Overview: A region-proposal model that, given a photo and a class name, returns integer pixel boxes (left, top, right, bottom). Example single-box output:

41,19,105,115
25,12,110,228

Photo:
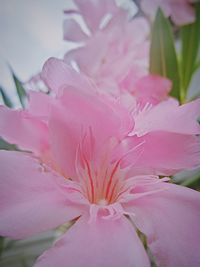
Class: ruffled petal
125,182,200,267
134,99,200,136
34,215,150,267
120,132,200,176
0,151,83,239
133,75,171,106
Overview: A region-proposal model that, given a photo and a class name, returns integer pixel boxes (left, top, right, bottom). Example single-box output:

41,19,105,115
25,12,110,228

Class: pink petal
0,106,49,154
28,91,53,120
63,19,89,42
126,18,150,44
141,0,195,26
125,183,200,267
41,57,93,93
134,99,200,136
34,215,150,267
0,151,83,239
64,34,108,76
171,1,195,25
74,0,117,33
48,86,131,178
133,75,171,106
121,132,200,176
141,0,171,18
119,65,148,93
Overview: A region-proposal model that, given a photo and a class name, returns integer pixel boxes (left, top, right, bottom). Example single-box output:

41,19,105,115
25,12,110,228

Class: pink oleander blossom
0,58,200,267
141,0,197,26
63,0,149,94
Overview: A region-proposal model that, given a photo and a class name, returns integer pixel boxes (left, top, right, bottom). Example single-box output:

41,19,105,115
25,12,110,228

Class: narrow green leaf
0,138,17,151
0,87,13,108
150,8,180,101
180,3,200,95
12,71,27,108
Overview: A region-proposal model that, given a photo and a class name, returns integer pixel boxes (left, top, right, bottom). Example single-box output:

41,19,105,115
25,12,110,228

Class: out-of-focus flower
0,58,200,267
26,72,49,93
141,0,197,26
63,0,149,94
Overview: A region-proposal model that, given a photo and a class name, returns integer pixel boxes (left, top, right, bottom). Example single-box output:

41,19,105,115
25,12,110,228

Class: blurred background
0,0,75,106
0,0,137,106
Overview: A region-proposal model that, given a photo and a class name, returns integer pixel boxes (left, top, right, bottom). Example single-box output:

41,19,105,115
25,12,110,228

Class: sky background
0,0,76,105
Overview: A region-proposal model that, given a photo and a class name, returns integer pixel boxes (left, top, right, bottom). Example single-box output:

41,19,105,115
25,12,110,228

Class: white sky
0,0,76,105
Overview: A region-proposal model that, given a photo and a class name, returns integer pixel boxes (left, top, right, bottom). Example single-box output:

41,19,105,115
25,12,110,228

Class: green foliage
0,235,54,267
0,138,17,151
180,3,200,99
0,87,13,108
12,71,27,108
150,8,180,101
181,173,200,190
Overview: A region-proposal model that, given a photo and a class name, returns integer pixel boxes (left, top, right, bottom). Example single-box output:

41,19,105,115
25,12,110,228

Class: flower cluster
0,1,200,267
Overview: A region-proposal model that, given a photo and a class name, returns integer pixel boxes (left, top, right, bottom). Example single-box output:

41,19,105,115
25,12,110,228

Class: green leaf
180,3,200,97
0,87,13,108
0,138,17,151
150,8,180,101
11,71,27,108
181,172,200,189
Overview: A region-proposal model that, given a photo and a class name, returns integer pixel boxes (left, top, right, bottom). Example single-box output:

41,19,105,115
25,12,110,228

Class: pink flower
63,0,149,94
26,72,48,93
0,58,200,267
141,0,197,26
115,73,200,176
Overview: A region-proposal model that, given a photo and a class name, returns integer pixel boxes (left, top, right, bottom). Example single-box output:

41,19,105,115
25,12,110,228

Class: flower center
79,157,124,205
97,199,108,206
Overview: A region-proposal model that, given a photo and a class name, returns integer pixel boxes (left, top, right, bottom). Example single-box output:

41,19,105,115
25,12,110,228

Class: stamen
108,179,119,203
83,157,95,203
105,160,121,200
